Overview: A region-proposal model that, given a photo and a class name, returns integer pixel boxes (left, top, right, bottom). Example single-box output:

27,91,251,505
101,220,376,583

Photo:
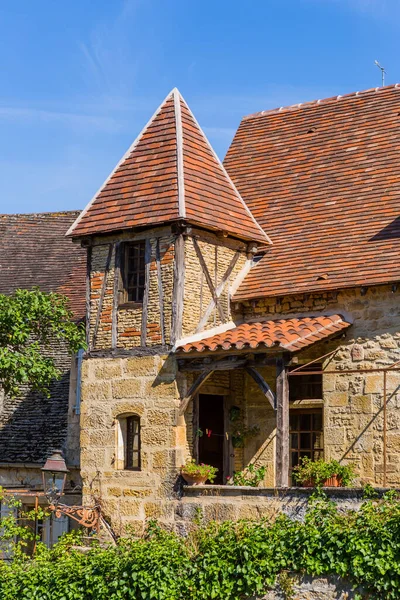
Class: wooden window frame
289,408,324,474
125,415,141,471
119,241,146,308
289,363,323,401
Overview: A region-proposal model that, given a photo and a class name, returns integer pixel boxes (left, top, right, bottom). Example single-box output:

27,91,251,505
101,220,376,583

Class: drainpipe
73,349,84,415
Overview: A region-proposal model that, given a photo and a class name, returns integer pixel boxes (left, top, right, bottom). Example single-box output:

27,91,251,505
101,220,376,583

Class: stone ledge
183,485,393,499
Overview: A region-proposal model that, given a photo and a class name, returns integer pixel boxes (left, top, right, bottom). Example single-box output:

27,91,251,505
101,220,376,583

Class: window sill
118,302,143,310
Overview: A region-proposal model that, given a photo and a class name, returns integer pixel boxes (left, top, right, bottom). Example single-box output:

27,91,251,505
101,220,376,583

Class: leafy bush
228,463,266,487
292,457,356,487
4,492,400,598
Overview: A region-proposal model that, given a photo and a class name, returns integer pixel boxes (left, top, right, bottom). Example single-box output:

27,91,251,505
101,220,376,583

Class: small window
290,408,324,473
289,364,323,401
116,414,141,471
121,242,146,304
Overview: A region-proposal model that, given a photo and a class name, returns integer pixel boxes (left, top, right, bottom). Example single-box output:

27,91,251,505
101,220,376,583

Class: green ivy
4,493,400,598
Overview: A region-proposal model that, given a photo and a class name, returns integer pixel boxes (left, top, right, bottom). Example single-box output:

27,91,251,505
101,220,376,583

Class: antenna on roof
374,60,386,86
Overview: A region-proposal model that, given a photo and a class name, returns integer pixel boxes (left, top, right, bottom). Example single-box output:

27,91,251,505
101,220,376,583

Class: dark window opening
289,363,323,401
290,409,324,473
125,415,141,470
122,241,146,304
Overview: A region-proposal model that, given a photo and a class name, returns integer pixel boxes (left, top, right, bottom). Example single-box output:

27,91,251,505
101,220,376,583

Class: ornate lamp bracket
49,503,101,532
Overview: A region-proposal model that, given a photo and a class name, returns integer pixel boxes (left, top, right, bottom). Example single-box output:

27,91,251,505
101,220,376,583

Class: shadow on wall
0,371,71,466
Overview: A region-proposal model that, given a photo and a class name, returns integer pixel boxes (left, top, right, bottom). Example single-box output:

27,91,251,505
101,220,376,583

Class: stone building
0,212,86,545
64,84,400,534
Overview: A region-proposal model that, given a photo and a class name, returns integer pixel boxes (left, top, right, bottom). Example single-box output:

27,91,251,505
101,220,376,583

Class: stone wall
235,284,400,486
80,353,188,535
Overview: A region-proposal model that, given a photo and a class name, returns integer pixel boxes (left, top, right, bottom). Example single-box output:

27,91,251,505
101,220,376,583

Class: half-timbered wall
182,234,247,336
89,233,175,350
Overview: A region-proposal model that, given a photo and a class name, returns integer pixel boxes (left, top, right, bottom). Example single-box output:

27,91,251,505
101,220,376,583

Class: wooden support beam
179,370,215,415
196,250,241,333
275,355,290,488
111,242,121,350
177,353,275,372
85,246,92,350
156,238,165,346
192,237,225,322
140,239,152,347
245,366,275,409
92,243,113,349
171,234,185,345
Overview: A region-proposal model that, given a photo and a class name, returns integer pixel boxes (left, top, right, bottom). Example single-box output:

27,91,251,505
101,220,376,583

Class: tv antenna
375,60,386,86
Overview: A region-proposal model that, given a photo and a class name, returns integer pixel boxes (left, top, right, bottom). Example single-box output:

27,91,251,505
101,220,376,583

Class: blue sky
0,0,399,214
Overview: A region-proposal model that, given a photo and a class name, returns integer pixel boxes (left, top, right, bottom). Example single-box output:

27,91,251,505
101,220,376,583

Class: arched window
116,414,141,471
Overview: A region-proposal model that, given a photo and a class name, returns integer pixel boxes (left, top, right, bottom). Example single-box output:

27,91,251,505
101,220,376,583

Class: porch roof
176,314,351,354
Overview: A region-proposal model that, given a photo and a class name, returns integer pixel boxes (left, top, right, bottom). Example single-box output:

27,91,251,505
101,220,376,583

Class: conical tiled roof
67,89,269,244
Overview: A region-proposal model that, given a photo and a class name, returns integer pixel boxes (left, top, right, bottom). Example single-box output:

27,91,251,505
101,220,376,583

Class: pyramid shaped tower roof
67,89,270,244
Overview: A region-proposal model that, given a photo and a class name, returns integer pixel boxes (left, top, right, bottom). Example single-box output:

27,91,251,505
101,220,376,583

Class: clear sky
0,0,399,214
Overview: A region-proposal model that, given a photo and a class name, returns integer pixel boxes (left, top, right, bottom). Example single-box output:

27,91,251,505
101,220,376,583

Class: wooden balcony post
275,354,290,487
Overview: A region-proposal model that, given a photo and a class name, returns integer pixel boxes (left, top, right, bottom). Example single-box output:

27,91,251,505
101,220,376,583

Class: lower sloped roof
176,315,351,353
0,211,86,319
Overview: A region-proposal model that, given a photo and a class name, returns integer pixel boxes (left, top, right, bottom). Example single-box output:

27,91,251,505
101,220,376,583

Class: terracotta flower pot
323,474,342,487
181,472,209,486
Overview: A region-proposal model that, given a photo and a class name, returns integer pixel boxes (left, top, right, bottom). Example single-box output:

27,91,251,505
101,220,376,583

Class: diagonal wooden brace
245,366,276,409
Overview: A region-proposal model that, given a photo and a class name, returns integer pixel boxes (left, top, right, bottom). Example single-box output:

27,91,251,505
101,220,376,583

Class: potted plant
292,457,355,488
180,459,218,485
227,463,266,487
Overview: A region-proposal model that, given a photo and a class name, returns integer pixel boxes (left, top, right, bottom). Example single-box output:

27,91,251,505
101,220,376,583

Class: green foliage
181,459,218,483
231,425,260,448
228,463,266,487
362,483,379,500
5,494,400,598
0,288,85,396
292,457,356,487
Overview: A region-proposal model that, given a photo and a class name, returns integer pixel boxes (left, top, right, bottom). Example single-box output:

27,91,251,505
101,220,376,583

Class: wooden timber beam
92,243,113,349
156,238,165,346
179,370,215,415
171,234,185,345
177,354,275,372
140,238,152,347
111,242,121,350
275,354,290,488
192,238,225,322
196,250,241,332
245,366,275,409
85,246,92,350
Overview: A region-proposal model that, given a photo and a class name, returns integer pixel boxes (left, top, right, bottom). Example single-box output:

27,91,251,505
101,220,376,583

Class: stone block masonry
80,353,188,535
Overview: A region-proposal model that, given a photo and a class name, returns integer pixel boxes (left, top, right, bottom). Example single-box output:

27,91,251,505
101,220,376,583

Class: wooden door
198,394,225,484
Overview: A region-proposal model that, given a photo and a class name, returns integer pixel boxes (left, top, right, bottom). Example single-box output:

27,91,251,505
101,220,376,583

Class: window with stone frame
289,408,324,473
120,241,146,304
115,414,141,471
289,363,323,401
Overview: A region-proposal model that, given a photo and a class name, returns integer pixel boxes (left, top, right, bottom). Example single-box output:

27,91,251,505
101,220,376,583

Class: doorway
198,394,225,484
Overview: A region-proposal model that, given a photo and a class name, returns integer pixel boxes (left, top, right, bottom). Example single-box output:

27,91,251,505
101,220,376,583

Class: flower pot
181,472,209,486
302,478,315,488
323,474,342,487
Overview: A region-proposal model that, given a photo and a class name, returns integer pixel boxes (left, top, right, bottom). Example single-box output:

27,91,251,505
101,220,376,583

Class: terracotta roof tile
68,89,269,244
176,315,351,353
224,85,400,299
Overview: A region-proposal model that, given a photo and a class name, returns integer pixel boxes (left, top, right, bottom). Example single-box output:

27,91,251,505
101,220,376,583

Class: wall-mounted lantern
42,450,100,532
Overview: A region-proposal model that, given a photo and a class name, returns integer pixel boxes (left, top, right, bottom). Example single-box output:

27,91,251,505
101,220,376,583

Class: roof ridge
242,83,400,121
173,88,186,218
0,210,82,218
66,88,177,237
176,90,272,244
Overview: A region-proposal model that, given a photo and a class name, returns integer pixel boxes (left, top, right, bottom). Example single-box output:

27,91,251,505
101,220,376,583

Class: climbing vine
2,491,400,598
